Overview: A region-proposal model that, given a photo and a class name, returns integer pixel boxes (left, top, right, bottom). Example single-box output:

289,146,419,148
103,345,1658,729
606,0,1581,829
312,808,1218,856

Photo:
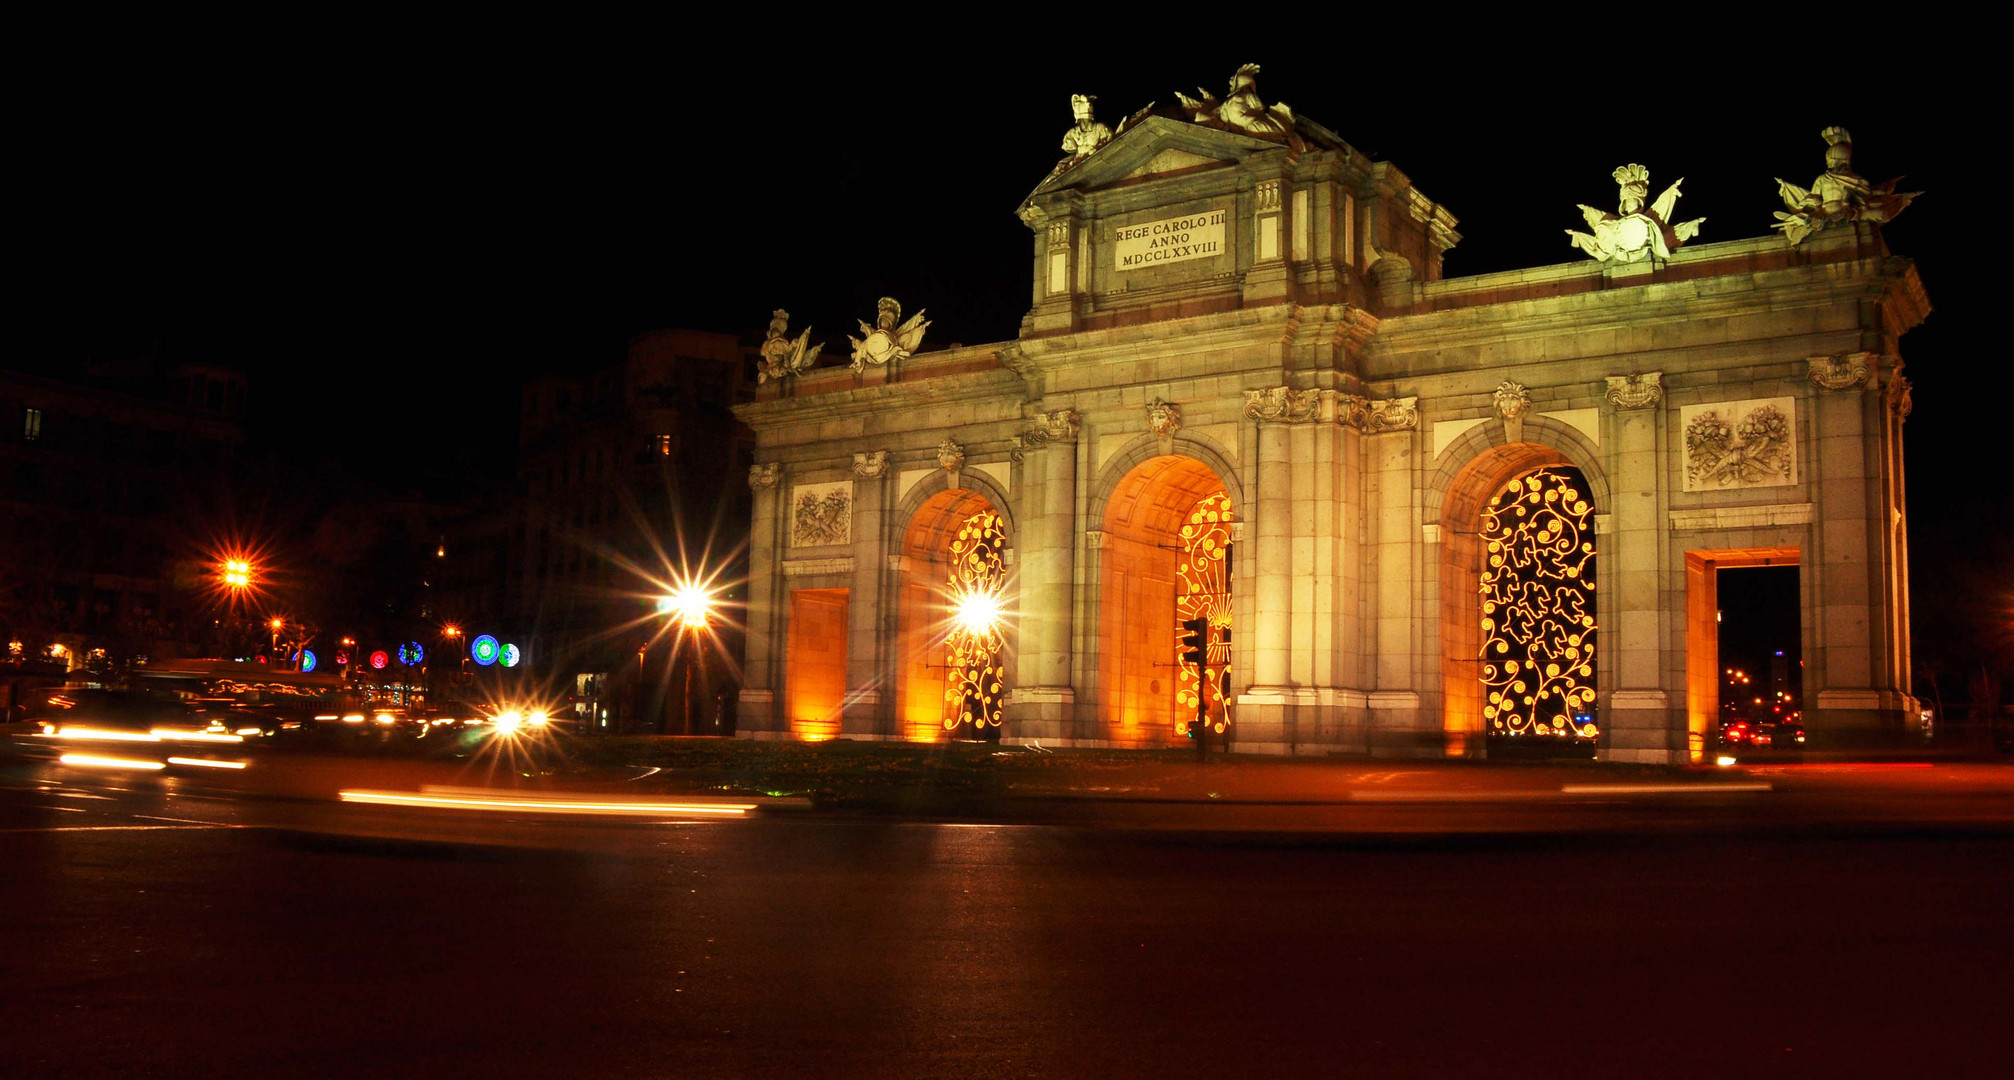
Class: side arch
1429,417,1610,757
892,467,1017,542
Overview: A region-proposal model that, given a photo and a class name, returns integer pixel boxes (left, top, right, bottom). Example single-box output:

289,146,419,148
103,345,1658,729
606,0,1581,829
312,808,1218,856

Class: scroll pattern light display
1175,492,1233,735
1481,469,1597,739
943,510,1007,734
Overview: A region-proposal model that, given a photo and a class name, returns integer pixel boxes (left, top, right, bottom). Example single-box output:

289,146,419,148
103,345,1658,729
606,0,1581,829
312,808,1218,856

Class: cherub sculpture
1567,164,1704,264
1773,127,1918,247
1175,64,1295,141
757,309,823,384
848,297,930,371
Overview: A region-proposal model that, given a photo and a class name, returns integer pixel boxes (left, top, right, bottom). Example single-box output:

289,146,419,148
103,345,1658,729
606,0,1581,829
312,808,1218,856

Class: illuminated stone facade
732,85,1927,763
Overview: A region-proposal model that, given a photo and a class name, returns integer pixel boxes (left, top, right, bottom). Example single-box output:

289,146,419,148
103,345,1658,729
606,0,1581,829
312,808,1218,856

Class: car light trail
1560,782,1772,794
38,728,161,743
337,790,756,816
166,757,250,770
153,730,245,743
59,753,167,771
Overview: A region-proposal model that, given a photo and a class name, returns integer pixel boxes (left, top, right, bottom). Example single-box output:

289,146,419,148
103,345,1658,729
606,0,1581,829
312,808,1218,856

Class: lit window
657,434,672,457
24,408,41,441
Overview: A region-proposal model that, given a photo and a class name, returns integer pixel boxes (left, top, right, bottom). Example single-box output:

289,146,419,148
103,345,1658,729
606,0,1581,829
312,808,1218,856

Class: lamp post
269,617,286,665
656,584,717,736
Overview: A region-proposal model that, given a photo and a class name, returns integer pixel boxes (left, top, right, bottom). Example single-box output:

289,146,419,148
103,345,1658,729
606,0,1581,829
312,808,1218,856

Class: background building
510,328,756,733
0,360,248,703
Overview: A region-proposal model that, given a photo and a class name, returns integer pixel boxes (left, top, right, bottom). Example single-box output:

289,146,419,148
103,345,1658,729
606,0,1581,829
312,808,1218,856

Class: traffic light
1179,617,1208,667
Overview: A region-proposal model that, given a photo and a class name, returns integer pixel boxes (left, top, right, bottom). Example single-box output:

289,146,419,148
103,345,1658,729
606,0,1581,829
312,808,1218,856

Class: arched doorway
1440,444,1600,758
896,488,1009,742
1098,455,1233,744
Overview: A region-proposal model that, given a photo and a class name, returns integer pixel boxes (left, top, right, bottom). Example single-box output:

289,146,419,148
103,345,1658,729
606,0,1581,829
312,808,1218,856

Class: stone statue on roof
1175,64,1295,141
848,297,930,371
757,309,823,383
1566,164,1704,264
1773,127,1919,247
1060,94,1113,161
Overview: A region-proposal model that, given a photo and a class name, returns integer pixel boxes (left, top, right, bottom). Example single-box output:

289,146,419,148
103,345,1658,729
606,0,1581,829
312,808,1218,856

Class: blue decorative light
500,643,521,668
398,641,425,666
299,649,318,674
471,635,499,666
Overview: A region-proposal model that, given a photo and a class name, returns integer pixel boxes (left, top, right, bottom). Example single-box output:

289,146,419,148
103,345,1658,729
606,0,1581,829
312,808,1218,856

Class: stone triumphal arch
734,72,1927,761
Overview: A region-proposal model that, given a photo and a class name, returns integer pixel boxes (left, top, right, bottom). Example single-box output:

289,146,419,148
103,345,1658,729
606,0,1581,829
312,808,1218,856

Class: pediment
1022,116,1278,207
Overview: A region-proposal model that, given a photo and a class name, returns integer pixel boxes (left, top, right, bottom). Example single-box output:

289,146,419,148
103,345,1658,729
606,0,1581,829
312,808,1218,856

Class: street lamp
654,581,719,735
269,617,286,661
221,559,253,591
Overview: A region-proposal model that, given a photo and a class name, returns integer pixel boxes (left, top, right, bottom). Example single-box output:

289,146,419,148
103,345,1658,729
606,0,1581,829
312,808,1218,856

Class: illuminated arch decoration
1480,468,1598,740
368,650,389,671
942,509,1008,735
500,643,521,668
299,649,317,674
1175,492,1234,736
398,641,425,666
471,635,500,666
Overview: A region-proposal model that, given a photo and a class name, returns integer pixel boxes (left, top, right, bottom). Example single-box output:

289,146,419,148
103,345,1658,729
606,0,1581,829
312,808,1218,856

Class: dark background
13,23,1998,678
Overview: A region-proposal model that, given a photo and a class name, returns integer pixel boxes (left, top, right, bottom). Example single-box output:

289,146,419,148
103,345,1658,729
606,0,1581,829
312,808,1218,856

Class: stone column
1806,355,1916,739
1357,397,1425,750
740,462,784,734
843,464,888,736
1237,387,1319,752
1599,373,1675,763
1006,410,1080,741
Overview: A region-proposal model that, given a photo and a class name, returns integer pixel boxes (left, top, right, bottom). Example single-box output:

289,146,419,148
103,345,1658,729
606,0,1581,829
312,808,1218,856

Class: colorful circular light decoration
299,649,318,674
335,651,350,667
500,643,521,668
369,650,389,670
471,635,499,666
398,641,425,666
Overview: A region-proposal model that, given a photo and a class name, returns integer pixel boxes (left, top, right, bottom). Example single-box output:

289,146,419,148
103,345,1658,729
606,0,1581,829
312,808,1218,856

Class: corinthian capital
1243,385,1320,423
1807,353,1872,391
851,450,890,478
1603,371,1663,410
748,462,781,490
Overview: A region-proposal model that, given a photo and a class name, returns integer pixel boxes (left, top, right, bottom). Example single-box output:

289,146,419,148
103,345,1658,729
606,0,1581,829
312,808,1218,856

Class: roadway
2,753,2010,1078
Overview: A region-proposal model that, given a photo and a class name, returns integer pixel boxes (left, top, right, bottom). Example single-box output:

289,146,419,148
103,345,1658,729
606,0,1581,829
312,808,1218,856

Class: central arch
1438,438,1603,758
1096,454,1234,745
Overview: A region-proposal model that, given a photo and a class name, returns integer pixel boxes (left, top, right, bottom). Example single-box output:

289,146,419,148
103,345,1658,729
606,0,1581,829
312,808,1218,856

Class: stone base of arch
1001,686,1074,741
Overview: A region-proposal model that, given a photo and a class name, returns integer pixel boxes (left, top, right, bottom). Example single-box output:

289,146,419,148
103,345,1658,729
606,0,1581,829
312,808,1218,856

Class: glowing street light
951,585,1004,638
221,559,254,590
656,584,716,631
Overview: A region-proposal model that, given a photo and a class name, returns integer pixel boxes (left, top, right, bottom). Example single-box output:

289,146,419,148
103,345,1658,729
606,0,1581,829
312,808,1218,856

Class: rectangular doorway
1685,548,1800,762
787,588,849,741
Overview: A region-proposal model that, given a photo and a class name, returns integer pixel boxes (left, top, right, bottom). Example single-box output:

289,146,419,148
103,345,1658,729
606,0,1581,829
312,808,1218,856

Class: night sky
16,27,1998,667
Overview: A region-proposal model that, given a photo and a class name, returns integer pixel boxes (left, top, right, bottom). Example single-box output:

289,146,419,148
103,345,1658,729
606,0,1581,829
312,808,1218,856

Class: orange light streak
167,757,250,770
59,753,167,770
337,790,755,816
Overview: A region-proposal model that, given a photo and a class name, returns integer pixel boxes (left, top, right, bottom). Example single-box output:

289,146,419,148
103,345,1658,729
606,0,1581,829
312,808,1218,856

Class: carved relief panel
1678,397,1798,492
789,481,854,547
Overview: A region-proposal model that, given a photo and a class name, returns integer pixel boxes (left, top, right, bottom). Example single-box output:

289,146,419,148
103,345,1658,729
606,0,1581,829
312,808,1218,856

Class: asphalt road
3,759,2010,1079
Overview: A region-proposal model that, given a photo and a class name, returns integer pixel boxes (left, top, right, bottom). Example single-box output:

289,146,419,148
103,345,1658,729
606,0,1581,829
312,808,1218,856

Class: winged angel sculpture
1773,127,1917,246
1567,164,1704,264
848,297,930,371
757,309,823,384
1174,63,1295,142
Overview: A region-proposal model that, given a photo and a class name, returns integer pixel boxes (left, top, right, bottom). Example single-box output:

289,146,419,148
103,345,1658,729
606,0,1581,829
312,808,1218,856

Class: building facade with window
731,76,1926,762
509,328,756,733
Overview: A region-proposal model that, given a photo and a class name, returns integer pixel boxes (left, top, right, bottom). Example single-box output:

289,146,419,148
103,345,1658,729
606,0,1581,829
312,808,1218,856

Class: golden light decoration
942,510,1008,733
1175,492,1234,736
1479,468,1598,739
